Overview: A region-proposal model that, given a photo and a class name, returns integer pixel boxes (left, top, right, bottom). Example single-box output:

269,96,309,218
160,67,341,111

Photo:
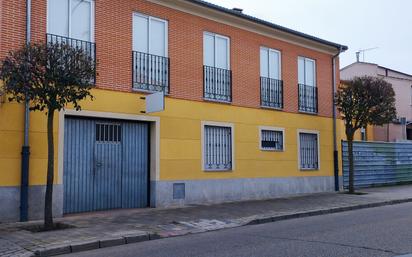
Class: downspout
332,46,343,191
20,0,31,222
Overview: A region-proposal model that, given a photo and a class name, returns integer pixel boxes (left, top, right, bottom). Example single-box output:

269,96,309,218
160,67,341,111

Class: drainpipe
332,47,343,191
20,0,31,222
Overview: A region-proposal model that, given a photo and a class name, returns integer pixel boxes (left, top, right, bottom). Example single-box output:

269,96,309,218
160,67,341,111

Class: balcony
260,77,283,109
46,33,96,62
203,65,232,102
298,83,318,113
132,51,169,93
46,33,96,83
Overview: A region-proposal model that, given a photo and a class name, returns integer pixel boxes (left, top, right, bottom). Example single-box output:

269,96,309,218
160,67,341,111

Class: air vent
173,183,185,200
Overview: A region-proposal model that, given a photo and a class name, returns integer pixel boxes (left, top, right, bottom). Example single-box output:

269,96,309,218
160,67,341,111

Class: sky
207,0,412,74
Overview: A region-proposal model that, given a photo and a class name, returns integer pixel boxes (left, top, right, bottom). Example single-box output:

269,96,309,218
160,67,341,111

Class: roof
187,0,348,51
377,64,412,78
341,62,412,79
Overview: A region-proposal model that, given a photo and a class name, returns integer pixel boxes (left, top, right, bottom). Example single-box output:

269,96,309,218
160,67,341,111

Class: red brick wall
0,1,26,59
0,1,46,61
1,0,338,118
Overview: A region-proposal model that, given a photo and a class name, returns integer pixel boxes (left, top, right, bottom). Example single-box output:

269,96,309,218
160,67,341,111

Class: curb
34,232,158,257
34,198,412,256
246,198,412,225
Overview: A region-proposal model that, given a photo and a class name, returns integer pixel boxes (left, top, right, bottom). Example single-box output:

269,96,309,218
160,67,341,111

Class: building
341,62,412,142
0,0,347,222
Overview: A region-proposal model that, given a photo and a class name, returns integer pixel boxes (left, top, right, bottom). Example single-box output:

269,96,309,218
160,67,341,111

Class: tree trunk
44,110,55,230
347,133,355,194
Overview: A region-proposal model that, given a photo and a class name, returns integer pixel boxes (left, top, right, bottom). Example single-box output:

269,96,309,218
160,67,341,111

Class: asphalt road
63,202,412,257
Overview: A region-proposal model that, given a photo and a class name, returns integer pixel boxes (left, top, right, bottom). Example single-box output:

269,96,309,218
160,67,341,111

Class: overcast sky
207,0,412,74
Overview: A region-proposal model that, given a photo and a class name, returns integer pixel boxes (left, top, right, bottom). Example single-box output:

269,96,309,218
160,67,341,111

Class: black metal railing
46,33,96,62
46,33,96,84
260,77,283,109
298,83,318,113
203,65,232,102
132,51,169,93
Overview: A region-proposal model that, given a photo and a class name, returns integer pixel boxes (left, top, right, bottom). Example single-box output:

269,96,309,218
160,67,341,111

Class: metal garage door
63,117,149,214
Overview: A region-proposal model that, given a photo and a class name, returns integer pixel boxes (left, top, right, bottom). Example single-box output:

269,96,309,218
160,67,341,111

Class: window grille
299,132,319,169
96,123,122,143
261,130,283,150
204,125,232,170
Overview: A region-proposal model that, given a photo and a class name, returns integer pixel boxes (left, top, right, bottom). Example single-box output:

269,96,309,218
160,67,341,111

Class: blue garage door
63,117,149,214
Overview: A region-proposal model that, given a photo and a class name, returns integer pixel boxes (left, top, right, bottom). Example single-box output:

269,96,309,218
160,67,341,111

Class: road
63,202,412,257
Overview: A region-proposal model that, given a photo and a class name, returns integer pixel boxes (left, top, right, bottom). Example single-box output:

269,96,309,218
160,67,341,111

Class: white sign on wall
144,91,165,113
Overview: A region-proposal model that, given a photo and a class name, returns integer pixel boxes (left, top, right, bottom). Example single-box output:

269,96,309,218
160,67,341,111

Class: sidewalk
1,185,412,257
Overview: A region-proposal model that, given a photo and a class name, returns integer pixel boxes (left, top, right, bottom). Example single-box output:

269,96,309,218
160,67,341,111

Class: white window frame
410,85,412,105
298,56,316,86
203,32,230,69
297,129,320,171
259,126,285,152
132,12,168,57
360,127,367,141
201,121,235,171
46,0,95,42
260,47,281,80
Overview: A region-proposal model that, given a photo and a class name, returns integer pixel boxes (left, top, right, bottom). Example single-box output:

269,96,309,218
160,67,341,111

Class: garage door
63,117,149,214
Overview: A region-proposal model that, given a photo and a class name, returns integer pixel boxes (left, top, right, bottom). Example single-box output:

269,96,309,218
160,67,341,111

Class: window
298,57,317,113
260,47,281,80
298,57,316,86
259,127,284,151
360,127,367,141
47,0,95,42
298,131,319,170
260,47,283,108
96,123,122,143
203,32,231,102
410,86,412,105
132,13,169,93
203,32,230,69
203,123,233,171
133,13,168,57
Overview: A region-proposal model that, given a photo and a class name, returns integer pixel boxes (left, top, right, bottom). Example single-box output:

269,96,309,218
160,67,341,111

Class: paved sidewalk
1,185,412,257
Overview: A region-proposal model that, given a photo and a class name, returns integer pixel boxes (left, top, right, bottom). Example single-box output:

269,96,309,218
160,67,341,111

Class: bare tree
336,76,396,193
0,42,96,230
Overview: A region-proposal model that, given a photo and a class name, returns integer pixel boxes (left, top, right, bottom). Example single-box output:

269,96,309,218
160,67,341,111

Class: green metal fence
342,141,412,188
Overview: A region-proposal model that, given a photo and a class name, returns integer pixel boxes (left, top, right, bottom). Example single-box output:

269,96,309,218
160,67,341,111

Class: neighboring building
0,0,347,221
341,62,412,142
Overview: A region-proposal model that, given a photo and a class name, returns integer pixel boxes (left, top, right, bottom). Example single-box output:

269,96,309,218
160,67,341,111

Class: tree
0,42,96,230
335,76,396,193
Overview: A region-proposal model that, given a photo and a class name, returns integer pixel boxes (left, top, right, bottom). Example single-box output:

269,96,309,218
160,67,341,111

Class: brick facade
1,0,340,118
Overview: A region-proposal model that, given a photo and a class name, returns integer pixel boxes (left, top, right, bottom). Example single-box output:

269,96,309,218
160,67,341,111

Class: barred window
260,129,283,151
299,132,319,170
96,123,122,143
204,125,232,171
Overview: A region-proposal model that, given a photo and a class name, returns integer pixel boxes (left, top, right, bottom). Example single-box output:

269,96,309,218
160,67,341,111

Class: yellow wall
0,99,60,186
338,119,374,141
0,88,338,186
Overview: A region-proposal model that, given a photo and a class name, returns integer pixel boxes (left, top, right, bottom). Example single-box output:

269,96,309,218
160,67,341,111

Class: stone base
0,177,339,221
153,176,336,208
0,185,63,222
